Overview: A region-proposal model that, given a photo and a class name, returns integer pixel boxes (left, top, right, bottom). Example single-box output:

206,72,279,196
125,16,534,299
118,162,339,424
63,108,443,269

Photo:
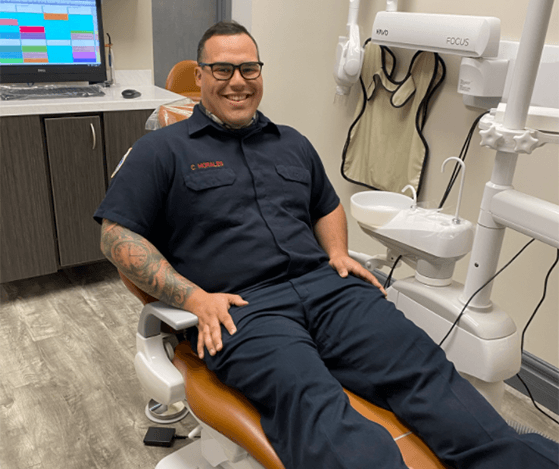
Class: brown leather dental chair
165,60,201,102
120,270,445,469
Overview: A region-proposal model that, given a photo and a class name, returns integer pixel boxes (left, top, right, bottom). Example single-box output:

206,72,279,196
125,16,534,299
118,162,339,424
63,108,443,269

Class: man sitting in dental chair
95,20,558,469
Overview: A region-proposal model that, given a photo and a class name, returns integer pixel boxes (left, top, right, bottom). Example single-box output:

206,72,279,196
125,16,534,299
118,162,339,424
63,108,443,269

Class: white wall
106,0,559,367
101,0,154,76
232,0,252,32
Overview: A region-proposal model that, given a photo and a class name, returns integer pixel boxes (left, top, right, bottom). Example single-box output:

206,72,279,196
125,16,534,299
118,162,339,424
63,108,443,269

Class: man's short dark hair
197,21,260,62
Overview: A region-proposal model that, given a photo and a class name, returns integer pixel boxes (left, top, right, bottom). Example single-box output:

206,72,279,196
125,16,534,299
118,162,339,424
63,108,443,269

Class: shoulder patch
111,147,132,178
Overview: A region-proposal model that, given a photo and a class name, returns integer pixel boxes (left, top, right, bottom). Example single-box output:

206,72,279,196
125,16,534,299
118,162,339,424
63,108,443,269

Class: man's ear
195,66,203,87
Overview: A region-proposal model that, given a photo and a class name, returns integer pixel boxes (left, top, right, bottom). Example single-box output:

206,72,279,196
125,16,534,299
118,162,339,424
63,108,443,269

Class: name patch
191,161,224,171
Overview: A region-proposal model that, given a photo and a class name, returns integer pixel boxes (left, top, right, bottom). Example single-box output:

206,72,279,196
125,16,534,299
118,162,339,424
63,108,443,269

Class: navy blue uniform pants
191,264,558,468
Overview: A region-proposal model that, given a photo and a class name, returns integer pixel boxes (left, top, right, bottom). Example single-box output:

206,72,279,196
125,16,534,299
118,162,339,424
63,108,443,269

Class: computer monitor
0,0,107,84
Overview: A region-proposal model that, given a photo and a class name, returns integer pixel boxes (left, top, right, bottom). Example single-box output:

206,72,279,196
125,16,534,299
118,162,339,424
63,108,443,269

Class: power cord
438,110,489,210
425,106,558,424
438,238,535,348
516,248,559,426
515,374,559,426
436,239,559,426
384,255,403,289
520,248,559,353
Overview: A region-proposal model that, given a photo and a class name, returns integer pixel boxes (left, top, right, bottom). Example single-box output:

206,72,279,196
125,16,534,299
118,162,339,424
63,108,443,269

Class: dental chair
120,271,445,469
165,60,201,102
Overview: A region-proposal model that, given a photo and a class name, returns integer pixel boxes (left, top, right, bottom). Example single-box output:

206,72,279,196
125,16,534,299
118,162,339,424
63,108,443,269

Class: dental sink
350,191,414,228
350,191,475,286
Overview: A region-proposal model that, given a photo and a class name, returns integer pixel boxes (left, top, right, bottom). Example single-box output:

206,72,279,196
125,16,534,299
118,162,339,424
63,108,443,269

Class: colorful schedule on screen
0,1,102,65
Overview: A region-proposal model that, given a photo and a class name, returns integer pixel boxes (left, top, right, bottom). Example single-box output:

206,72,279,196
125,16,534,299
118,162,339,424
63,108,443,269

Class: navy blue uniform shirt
94,105,340,294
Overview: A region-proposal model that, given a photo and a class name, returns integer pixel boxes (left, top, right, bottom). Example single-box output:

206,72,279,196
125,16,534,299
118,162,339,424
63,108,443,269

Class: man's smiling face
195,33,263,127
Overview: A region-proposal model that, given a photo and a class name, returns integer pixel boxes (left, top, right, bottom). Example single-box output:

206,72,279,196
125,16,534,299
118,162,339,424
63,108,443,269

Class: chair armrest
135,301,199,405
138,301,199,338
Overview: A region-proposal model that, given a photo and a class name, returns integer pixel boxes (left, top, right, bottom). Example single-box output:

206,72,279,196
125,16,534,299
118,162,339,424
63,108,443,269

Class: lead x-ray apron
342,42,445,195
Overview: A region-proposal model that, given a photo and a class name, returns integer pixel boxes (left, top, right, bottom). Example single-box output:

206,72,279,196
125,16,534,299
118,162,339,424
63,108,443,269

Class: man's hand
100,220,249,359
313,204,386,296
185,289,248,359
329,255,387,296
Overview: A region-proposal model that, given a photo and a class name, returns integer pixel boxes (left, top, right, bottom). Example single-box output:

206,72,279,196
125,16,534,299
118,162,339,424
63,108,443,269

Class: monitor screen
0,0,106,84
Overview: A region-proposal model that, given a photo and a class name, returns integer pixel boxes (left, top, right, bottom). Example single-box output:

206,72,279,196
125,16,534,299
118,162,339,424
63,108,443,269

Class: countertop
0,70,184,117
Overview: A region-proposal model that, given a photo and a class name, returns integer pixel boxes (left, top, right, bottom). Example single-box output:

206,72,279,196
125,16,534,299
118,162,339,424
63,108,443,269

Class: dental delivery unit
338,0,558,408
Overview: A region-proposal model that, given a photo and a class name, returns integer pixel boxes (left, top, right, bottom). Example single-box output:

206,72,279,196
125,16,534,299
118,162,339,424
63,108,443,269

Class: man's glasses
198,62,264,81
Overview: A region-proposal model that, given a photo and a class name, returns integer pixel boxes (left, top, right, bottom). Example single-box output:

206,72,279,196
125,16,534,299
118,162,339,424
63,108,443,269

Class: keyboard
0,86,106,101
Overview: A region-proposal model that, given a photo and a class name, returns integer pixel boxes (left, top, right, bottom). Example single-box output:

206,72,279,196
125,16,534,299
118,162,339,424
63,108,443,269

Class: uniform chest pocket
183,168,236,191
275,165,311,213
182,168,242,228
276,165,311,185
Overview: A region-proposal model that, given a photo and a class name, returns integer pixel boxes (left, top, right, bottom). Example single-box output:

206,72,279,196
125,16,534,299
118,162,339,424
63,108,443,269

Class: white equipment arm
334,0,364,96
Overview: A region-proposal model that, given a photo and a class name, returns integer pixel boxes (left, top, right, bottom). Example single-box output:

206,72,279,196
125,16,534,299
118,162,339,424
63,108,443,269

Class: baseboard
371,269,559,414
505,351,559,416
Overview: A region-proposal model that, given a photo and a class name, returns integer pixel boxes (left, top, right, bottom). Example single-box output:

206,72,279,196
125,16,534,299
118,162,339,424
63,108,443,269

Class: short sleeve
94,135,171,238
304,137,340,222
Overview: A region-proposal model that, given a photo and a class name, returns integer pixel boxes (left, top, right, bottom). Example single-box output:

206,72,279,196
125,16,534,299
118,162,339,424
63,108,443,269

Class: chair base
146,399,189,424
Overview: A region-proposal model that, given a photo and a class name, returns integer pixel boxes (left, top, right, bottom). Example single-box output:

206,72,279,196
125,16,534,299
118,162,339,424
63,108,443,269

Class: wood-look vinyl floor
1,261,557,469
0,262,197,469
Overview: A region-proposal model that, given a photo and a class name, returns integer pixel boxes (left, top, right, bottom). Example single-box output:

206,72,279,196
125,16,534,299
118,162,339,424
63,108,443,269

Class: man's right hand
185,289,248,359
100,219,248,360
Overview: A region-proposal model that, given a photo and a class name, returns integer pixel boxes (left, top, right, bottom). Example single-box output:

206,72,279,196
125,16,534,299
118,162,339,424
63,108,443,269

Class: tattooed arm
100,219,247,358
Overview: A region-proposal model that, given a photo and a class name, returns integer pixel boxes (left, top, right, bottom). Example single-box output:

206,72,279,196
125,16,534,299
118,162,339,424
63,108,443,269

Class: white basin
351,191,414,228
351,191,475,285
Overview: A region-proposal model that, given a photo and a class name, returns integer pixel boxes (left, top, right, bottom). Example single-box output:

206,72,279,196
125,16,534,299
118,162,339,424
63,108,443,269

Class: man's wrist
329,252,350,261
183,287,206,312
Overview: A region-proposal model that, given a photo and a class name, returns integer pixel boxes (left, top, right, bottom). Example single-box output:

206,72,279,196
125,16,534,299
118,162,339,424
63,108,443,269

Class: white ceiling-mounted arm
347,0,360,27
386,0,398,12
344,0,362,77
334,0,364,98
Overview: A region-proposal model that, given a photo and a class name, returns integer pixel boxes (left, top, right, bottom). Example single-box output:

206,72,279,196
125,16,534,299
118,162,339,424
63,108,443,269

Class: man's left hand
329,256,387,296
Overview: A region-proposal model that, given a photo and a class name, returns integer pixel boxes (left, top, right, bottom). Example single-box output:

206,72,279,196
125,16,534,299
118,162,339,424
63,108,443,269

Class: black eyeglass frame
198,61,264,80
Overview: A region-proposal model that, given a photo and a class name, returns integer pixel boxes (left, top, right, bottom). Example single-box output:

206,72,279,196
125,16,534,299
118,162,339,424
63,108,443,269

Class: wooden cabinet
0,116,58,282
0,109,153,282
104,109,154,180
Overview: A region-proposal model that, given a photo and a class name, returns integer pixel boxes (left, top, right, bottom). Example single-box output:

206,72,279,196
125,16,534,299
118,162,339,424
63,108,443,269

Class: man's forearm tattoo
100,219,198,308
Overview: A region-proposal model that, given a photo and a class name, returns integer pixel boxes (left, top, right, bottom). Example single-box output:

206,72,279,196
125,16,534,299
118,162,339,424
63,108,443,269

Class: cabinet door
44,116,106,267
0,116,58,282
103,109,154,181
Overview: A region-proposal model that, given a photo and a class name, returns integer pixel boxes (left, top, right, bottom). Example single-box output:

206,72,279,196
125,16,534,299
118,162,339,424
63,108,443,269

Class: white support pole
504,0,555,131
461,0,555,309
